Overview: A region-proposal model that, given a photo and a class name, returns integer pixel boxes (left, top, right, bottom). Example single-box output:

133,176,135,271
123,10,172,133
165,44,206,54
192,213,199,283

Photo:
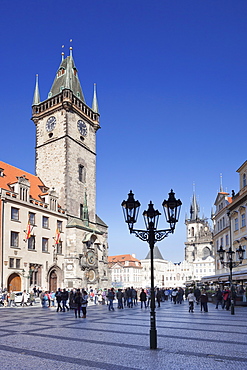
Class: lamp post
121,189,182,349
217,244,244,314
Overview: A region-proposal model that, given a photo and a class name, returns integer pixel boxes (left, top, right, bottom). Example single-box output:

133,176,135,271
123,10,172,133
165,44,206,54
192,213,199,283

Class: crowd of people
1,285,246,316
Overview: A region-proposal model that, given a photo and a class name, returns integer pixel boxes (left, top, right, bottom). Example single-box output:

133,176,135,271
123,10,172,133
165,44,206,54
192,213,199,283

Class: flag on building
54,229,61,244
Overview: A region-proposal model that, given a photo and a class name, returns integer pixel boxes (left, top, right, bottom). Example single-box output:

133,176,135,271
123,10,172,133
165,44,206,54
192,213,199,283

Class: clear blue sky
0,1,246,262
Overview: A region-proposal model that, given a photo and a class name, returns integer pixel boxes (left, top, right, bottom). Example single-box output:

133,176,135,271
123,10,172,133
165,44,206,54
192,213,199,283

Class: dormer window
0,168,4,177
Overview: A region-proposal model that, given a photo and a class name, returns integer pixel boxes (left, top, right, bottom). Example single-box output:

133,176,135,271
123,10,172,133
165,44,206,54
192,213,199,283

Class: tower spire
92,83,99,113
32,74,40,106
190,184,200,220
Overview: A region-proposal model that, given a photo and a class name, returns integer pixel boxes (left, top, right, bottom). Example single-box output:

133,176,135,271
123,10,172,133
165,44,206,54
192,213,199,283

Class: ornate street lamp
217,212,244,315
121,189,182,349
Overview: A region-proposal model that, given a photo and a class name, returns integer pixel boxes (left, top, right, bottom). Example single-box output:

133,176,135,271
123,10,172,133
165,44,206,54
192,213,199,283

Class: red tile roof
0,161,46,201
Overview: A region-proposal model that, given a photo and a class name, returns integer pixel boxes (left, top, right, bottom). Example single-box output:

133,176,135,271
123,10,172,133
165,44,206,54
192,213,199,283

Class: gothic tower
31,48,109,289
184,190,213,263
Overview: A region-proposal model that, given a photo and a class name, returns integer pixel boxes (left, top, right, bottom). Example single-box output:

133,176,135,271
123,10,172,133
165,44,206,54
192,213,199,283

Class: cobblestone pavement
0,300,247,369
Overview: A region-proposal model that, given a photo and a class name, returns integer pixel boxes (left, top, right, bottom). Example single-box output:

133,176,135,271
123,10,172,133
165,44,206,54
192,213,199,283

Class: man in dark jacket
61,288,69,312
200,289,208,312
215,288,223,309
55,288,63,312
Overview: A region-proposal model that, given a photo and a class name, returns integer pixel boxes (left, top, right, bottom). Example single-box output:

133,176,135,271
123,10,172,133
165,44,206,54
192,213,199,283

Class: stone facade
0,49,109,292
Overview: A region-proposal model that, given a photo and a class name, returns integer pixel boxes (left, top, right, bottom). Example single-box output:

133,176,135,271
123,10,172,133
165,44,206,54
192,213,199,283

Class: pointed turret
190,191,200,220
92,83,99,113
32,74,40,106
48,47,85,102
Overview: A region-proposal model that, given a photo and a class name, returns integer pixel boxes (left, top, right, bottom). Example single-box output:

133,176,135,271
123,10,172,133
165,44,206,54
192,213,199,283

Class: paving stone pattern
0,301,247,369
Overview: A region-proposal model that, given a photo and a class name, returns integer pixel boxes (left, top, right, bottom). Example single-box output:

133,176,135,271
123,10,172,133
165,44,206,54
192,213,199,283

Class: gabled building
108,254,142,288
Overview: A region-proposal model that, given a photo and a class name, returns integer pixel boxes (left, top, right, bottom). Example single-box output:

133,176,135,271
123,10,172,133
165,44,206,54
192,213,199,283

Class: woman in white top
187,291,195,313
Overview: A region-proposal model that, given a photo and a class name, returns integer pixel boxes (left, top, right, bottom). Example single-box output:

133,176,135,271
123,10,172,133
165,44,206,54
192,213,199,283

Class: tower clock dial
46,116,56,132
87,269,96,282
77,120,87,136
87,251,96,265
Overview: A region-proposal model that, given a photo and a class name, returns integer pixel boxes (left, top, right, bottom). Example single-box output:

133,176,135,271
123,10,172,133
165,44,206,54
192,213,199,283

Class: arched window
191,227,194,237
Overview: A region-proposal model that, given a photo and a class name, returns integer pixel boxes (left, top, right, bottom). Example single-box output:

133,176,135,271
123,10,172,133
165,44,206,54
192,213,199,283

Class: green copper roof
48,50,85,102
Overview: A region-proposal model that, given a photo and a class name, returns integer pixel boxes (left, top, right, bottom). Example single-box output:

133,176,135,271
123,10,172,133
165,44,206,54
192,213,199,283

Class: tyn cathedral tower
184,191,213,263
31,48,109,289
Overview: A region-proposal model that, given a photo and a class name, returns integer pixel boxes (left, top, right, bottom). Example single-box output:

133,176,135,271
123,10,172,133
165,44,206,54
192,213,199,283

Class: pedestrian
9,291,16,307
222,288,230,310
55,288,63,312
107,288,115,311
172,288,178,304
61,288,69,312
194,287,201,305
29,291,35,306
156,288,162,308
200,289,208,312
140,289,147,308
188,290,195,313
81,290,88,318
73,289,82,318
21,290,28,307
177,288,184,304
215,288,223,309
116,289,124,309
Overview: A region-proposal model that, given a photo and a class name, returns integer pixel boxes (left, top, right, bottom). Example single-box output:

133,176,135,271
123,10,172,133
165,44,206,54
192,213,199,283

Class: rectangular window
42,238,49,252
80,204,83,219
225,234,229,246
42,216,49,229
234,218,239,231
29,212,35,225
28,236,35,250
57,220,62,232
9,258,14,268
57,242,62,255
11,207,19,221
16,259,21,269
11,231,19,247
241,213,246,228
79,165,85,182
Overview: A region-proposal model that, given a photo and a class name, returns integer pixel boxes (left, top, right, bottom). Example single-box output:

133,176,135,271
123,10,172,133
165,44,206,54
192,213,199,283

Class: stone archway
8,273,21,291
49,270,57,292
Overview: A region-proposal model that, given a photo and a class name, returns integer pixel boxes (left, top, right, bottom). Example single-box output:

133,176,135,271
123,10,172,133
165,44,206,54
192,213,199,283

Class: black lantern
236,245,244,260
162,189,182,231
226,246,235,261
121,190,141,232
217,245,225,261
143,202,161,230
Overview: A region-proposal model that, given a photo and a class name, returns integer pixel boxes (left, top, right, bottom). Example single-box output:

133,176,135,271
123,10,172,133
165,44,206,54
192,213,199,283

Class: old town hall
0,47,109,292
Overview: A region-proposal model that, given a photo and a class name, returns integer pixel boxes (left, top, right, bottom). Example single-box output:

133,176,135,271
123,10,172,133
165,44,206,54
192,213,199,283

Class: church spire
92,83,99,113
32,74,40,106
190,185,200,220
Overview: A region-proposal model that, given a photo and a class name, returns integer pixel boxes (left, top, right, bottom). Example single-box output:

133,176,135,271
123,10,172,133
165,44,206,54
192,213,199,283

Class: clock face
87,251,96,265
88,269,96,282
77,120,87,136
67,264,73,271
46,116,56,132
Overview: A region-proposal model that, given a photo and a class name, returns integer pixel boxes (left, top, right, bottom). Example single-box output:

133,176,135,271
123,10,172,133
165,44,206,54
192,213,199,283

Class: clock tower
31,48,109,289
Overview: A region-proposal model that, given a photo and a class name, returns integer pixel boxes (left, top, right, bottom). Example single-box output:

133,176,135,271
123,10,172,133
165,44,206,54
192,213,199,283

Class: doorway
49,270,57,292
8,273,21,291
